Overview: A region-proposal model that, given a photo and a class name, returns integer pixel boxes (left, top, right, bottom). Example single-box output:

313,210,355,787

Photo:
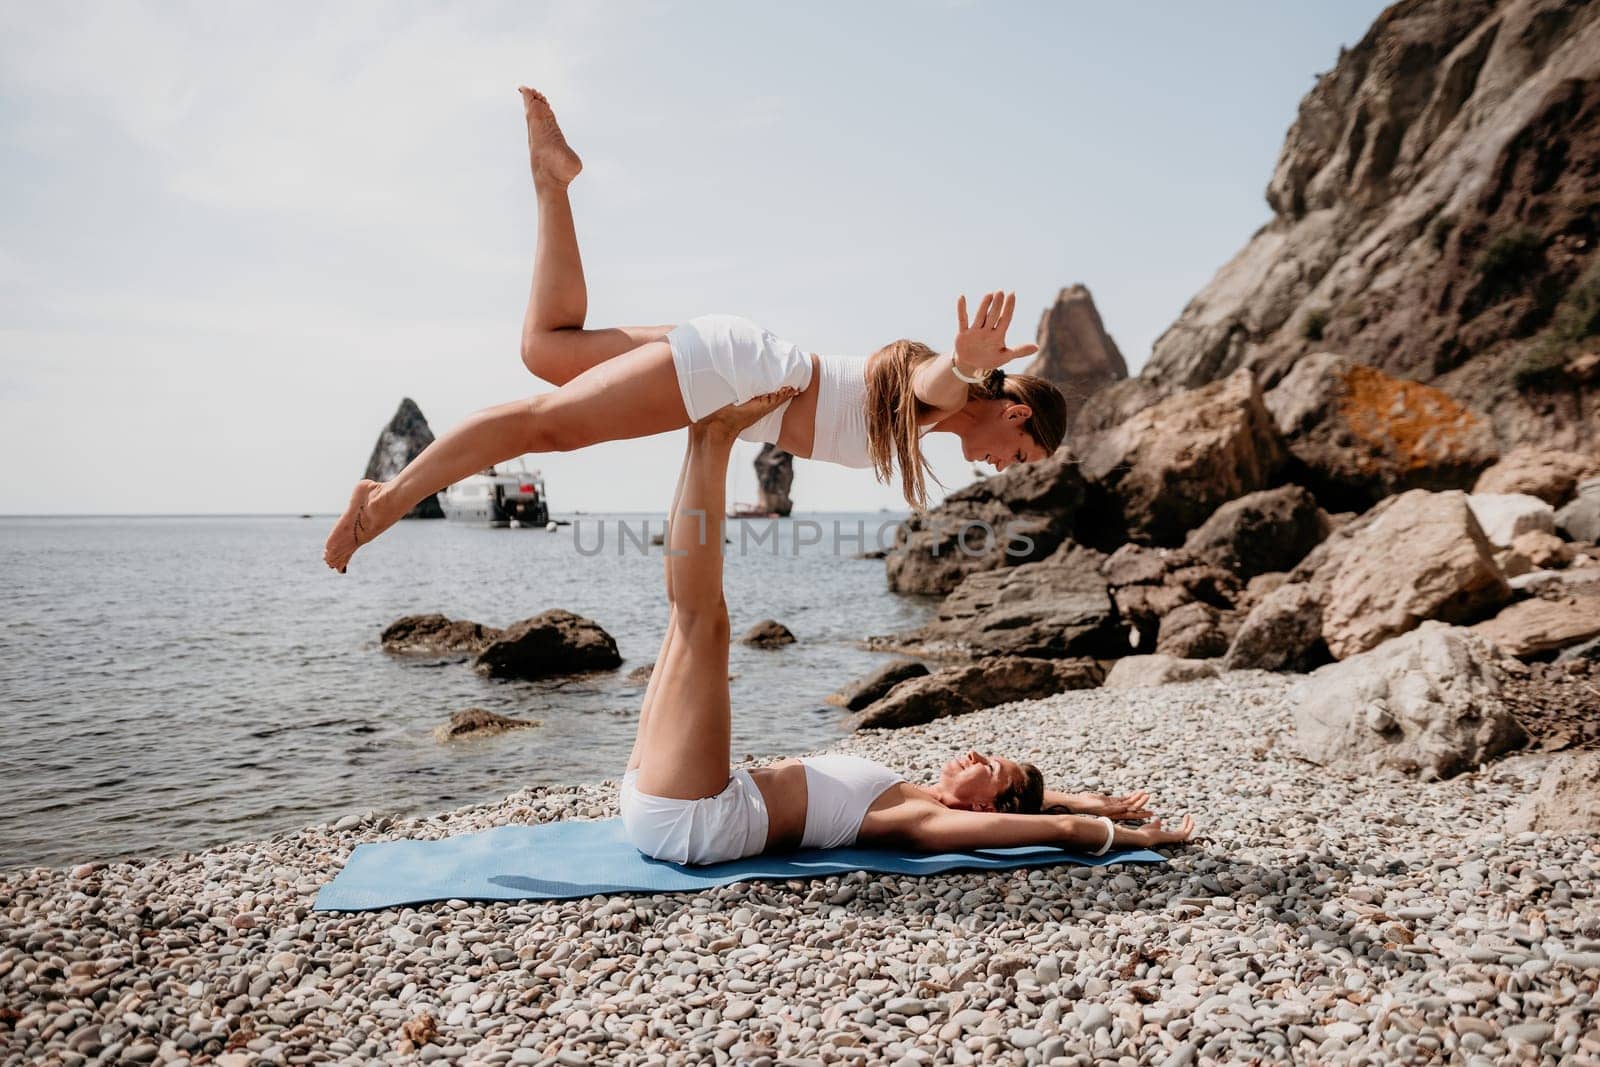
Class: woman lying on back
620,389,1196,865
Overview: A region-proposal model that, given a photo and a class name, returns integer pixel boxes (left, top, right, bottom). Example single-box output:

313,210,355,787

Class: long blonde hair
863,340,1068,509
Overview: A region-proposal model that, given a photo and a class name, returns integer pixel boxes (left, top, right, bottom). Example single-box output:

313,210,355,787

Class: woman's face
959,401,1047,472
940,750,1024,811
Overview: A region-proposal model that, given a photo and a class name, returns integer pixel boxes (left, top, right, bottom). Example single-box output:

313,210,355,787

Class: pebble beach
4,672,1597,1066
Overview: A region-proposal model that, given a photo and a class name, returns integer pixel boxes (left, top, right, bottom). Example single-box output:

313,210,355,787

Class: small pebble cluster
3,673,1597,1066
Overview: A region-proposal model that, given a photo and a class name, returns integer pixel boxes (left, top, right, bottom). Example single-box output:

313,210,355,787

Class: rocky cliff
364,398,444,519
755,444,794,517
1111,0,1600,452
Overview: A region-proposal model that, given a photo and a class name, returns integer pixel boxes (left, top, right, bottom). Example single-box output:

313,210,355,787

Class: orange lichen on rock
1337,363,1490,473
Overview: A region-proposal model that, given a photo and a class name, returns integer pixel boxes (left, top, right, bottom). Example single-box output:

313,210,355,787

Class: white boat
440,462,550,526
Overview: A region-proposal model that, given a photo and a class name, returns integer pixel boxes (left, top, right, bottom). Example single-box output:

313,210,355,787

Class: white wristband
949,361,986,385
1090,816,1116,856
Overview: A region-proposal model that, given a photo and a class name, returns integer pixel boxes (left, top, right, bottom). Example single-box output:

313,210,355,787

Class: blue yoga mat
314,818,1166,911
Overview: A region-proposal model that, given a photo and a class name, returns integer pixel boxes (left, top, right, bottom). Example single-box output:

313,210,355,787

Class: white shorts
667,315,815,445
619,768,770,865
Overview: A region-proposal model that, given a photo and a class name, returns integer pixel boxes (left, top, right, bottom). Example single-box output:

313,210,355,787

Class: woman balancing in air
621,389,1195,864
322,87,1068,571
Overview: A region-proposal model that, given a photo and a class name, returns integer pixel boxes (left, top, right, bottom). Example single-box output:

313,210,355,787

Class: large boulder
1474,447,1600,506
1103,544,1241,653
381,614,502,656
1466,492,1555,547
1153,601,1236,659
1290,624,1525,779
364,398,444,519
1022,284,1129,430
885,449,1086,595
898,543,1120,659
1320,490,1511,659
473,610,622,680
1507,752,1600,834
754,444,794,517
1472,596,1600,658
1182,484,1331,580
1264,355,1499,511
1102,655,1219,690
826,660,931,710
1557,478,1600,543
1079,368,1286,545
851,657,1103,730
1223,582,1330,672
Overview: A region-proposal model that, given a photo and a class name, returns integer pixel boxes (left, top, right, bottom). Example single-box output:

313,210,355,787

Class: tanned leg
323,339,689,572
626,445,692,774
517,86,672,385
633,389,797,800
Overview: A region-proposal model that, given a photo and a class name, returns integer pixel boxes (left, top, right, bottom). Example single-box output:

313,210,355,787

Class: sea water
0,513,930,869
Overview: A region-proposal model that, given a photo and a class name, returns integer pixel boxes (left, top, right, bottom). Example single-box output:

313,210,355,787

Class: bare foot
519,86,582,187
323,480,382,573
694,388,799,439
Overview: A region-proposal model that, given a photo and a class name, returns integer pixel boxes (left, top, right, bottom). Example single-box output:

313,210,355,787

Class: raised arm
899,806,1193,854
911,291,1039,414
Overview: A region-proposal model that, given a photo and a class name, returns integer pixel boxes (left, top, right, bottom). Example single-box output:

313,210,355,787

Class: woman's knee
521,331,579,386
673,599,730,642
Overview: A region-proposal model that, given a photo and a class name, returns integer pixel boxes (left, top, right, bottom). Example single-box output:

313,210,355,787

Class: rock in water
754,445,794,517
1508,752,1600,834
364,398,444,519
850,657,1103,730
740,619,796,648
1290,623,1524,779
1140,1,1600,455
1023,285,1129,430
433,708,540,742
1319,489,1510,659
827,660,930,710
381,614,502,656
473,610,622,680
1078,369,1285,546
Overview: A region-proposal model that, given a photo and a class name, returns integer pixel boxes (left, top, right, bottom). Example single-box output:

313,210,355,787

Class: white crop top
809,354,874,469
799,754,904,849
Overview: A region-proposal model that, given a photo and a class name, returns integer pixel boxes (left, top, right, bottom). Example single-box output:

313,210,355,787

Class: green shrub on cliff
1515,261,1600,388
1301,308,1329,342
1475,228,1545,303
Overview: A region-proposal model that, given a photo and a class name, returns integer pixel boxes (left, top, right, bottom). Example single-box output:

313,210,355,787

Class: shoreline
4,673,1595,1065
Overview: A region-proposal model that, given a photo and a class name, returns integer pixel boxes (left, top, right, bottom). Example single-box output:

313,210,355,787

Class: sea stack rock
1023,284,1129,429
364,398,444,519
755,444,794,517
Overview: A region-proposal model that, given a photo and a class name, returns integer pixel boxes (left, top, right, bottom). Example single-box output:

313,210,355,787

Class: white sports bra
799,754,904,849
809,354,873,469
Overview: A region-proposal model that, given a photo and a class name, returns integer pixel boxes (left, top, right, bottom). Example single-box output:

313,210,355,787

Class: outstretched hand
1139,814,1196,847
1072,790,1153,820
954,290,1039,372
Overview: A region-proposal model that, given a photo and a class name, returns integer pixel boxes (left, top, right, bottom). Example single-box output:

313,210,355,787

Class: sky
0,0,1394,515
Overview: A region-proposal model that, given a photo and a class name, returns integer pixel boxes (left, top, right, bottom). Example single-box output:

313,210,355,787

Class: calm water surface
0,514,930,870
